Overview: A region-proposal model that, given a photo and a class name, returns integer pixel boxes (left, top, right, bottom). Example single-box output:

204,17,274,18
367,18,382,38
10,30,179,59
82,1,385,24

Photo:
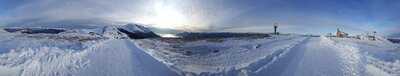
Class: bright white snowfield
0,25,399,76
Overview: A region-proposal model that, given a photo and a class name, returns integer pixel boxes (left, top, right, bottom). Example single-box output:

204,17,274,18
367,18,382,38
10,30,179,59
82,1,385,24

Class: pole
274,23,278,35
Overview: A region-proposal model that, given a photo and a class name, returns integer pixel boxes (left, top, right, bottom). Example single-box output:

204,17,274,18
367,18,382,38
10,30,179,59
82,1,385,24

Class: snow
0,29,99,76
0,26,177,76
75,39,178,76
102,26,128,39
0,66,20,76
0,25,399,76
136,35,400,76
256,37,351,76
366,64,391,76
329,37,400,76
136,35,307,75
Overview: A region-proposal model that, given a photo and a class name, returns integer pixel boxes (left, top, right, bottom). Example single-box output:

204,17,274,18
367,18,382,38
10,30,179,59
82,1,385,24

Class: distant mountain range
388,33,400,39
2,23,161,39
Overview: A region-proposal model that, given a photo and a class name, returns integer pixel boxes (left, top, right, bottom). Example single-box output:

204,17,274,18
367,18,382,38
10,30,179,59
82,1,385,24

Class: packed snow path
75,39,178,76
250,37,398,76
258,37,364,76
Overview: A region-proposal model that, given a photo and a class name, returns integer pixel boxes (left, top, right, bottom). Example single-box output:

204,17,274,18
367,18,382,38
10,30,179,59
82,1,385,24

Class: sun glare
137,1,189,30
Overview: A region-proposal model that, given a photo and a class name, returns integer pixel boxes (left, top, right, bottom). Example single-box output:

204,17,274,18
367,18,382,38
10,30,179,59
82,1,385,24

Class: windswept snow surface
0,27,177,76
137,36,400,76
330,37,400,76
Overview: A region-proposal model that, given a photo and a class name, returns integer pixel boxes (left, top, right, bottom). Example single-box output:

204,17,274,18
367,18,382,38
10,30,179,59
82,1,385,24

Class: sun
137,1,189,30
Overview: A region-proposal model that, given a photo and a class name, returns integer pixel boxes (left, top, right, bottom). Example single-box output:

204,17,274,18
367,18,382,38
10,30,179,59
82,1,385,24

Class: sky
0,0,399,36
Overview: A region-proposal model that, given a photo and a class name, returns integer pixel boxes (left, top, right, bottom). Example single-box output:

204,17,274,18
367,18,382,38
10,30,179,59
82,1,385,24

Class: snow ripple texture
0,47,89,76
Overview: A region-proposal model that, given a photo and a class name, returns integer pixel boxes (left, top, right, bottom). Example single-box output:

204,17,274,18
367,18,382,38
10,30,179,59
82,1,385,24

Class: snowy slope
0,25,177,76
0,33,98,76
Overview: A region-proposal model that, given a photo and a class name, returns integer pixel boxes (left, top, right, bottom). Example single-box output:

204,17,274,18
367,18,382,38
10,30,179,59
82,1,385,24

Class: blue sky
0,0,399,36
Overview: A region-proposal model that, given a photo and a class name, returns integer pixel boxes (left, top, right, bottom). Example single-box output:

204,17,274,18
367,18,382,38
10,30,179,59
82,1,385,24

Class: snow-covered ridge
117,24,153,33
0,23,173,76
